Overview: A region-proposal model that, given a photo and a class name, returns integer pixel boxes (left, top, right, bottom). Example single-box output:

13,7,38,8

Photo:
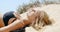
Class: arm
0,18,30,32
0,9,39,32
0,10,37,32
0,18,5,27
0,15,5,27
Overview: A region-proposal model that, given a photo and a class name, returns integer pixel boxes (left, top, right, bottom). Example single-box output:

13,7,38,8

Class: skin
0,12,20,27
0,15,5,27
0,9,40,32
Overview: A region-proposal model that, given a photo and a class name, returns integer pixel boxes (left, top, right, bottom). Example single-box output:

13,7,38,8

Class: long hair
30,11,52,30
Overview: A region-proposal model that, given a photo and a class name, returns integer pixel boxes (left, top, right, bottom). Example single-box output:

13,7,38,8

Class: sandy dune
25,4,60,32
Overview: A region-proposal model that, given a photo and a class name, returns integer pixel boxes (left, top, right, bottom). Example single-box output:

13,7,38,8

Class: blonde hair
30,11,52,30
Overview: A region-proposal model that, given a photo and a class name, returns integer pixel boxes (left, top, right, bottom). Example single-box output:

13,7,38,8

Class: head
30,11,52,30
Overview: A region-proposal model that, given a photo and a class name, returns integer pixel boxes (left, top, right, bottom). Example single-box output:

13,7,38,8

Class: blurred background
0,0,60,14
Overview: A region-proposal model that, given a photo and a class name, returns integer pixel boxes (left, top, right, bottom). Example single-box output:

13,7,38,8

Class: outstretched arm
0,18,29,32
0,10,38,32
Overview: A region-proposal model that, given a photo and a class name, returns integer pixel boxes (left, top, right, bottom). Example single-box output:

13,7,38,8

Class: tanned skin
0,9,39,32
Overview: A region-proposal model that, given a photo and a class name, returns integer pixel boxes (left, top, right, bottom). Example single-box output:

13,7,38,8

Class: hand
13,12,20,19
8,18,16,25
0,29,9,32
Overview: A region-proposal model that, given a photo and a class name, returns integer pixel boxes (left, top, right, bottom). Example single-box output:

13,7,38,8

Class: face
30,10,52,30
27,8,42,23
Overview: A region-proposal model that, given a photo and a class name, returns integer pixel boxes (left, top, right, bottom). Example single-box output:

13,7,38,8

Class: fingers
8,18,16,25
13,12,20,19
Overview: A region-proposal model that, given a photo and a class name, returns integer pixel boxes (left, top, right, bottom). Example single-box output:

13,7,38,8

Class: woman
0,9,39,32
0,9,52,32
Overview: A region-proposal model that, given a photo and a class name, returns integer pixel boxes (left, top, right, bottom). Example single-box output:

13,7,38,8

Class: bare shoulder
0,14,5,27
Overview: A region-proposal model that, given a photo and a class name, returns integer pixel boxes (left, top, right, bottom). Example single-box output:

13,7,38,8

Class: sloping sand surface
26,4,60,32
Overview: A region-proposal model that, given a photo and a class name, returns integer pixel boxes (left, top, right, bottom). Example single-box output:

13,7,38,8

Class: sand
25,4,60,32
